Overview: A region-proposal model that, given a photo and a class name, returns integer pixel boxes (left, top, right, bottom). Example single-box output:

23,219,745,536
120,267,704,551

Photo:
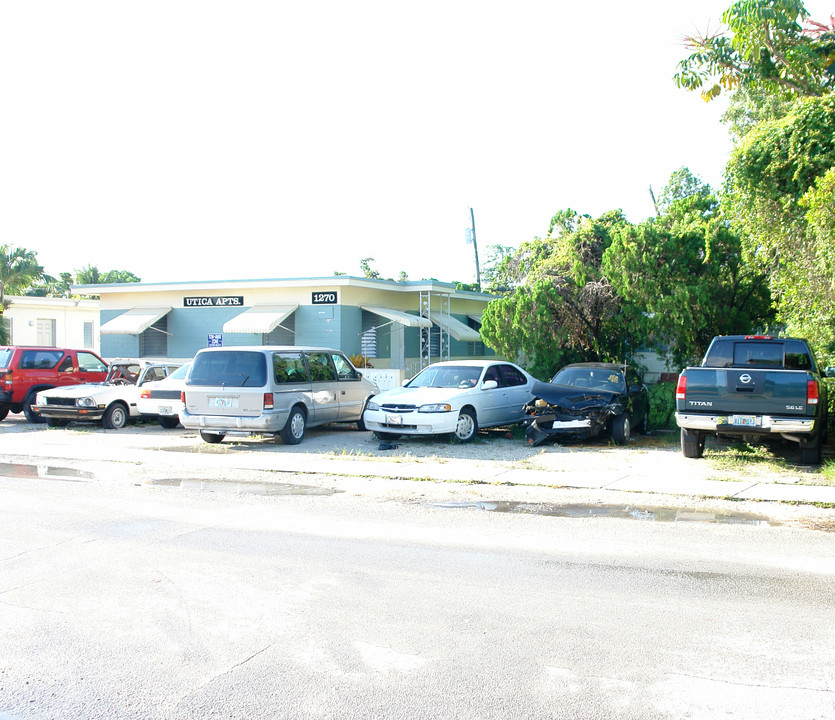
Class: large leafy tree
480,211,632,379
604,169,774,366
725,94,835,358
675,0,834,103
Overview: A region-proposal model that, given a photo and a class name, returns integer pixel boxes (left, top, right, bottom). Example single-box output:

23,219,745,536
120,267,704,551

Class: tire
23,389,47,424
280,406,307,445
799,436,822,466
612,414,631,445
452,408,478,442
158,416,180,429
46,418,70,428
200,431,225,444
681,428,705,459
102,403,129,430
0,408,8,422
374,431,401,441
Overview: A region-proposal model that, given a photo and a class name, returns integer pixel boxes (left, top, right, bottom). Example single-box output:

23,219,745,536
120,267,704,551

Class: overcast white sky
1,1,831,287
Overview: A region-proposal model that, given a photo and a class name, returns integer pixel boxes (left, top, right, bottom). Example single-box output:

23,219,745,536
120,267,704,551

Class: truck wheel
103,403,129,430
612,414,631,445
799,436,822,466
0,408,8,422
681,428,705,458
158,416,180,429
200,431,225,444
280,406,306,445
23,389,47,424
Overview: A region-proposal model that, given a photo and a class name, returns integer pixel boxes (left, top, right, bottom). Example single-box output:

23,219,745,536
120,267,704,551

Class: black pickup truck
675,335,829,465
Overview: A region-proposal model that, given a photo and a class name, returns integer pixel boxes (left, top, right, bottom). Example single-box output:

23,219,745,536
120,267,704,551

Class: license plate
211,397,236,409
159,406,174,416
386,413,403,425
732,415,757,427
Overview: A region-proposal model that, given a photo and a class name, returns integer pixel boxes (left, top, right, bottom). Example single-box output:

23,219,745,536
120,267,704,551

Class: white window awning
428,312,482,342
100,307,172,335
467,314,483,325
361,306,432,328
222,305,297,334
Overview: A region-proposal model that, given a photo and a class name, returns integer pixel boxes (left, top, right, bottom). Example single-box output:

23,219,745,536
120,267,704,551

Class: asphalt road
2,419,835,719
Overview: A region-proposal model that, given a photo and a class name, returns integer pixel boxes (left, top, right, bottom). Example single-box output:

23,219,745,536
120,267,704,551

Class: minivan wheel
200,431,225,444
280,407,306,445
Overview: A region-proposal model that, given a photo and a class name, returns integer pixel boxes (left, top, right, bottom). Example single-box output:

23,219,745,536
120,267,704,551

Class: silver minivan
180,346,379,444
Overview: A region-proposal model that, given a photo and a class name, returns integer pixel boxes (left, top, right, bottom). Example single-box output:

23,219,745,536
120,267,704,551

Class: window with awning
360,306,432,328
427,312,482,342
100,307,172,335
222,305,297,334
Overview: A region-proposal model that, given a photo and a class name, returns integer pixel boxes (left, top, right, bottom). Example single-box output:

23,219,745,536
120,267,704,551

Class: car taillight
180,391,186,404
2,372,11,390
264,393,274,410
807,379,819,406
675,374,687,400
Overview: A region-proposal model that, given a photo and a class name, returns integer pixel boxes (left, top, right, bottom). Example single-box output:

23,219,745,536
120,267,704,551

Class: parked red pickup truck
0,346,109,422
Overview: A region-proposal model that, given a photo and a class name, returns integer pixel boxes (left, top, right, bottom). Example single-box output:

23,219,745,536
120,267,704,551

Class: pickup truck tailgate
682,369,813,416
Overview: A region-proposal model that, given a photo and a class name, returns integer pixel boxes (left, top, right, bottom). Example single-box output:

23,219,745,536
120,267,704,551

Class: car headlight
76,397,97,408
418,403,452,413
367,400,380,411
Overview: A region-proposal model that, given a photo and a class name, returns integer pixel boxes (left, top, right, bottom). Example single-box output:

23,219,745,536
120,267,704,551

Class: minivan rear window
188,351,267,387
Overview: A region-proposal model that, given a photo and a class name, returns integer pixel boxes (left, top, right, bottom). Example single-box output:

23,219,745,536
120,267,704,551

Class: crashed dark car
522,363,649,447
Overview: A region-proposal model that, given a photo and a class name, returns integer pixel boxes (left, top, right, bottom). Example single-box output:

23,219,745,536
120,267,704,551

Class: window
57,356,73,373
273,352,307,384
333,353,359,380
77,352,107,373
499,364,528,387
20,350,63,369
732,342,783,368
306,352,337,382
188,351,267,387
83,322,94,349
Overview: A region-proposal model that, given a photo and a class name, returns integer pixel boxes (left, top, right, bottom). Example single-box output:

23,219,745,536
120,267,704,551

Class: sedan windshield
551,367,625,393
408,365,483,389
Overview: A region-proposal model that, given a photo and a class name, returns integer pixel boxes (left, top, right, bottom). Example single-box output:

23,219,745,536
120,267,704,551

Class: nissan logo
739,373,752,384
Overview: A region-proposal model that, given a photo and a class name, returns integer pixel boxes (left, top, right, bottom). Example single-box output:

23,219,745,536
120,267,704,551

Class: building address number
312,292,337,304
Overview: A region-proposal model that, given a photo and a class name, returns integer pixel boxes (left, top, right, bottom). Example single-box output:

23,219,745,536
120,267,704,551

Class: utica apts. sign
184,296,244,307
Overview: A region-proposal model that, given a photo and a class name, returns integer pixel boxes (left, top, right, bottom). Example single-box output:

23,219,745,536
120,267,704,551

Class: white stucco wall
3,296,101,352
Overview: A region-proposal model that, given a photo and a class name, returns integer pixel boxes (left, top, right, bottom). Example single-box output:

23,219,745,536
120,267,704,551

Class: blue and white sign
208,333,223,347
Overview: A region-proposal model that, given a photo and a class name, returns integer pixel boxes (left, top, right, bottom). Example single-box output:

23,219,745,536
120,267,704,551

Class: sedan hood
531,380,617,412
39,383,108,399
374,386,468,406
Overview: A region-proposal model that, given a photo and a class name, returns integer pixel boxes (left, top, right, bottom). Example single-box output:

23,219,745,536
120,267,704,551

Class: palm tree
0,244,46,344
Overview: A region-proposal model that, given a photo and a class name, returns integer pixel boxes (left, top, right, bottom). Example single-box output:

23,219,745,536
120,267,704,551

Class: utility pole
466,207,481,289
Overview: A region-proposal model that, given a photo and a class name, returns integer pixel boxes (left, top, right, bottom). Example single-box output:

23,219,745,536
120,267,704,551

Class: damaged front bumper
522,412,600,447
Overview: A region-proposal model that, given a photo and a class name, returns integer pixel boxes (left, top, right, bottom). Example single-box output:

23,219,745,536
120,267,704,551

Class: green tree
0,245,47,343
480,211,631,379
724,93,835,359
675,1,834,103
604,169,774,366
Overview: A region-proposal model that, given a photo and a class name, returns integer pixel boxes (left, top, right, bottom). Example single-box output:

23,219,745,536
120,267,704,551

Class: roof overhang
428,312,482,342
221,305,297,334
100,307,172,335
361,306,432,328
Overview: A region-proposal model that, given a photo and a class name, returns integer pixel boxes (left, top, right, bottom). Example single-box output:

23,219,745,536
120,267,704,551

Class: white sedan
136,363,191,428
362,360,537,442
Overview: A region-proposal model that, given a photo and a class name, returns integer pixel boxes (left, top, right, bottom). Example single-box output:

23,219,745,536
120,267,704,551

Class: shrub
648,381,677,430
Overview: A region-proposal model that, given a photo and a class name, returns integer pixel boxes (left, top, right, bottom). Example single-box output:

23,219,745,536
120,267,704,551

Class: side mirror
481,380,498,390
825,367,835,378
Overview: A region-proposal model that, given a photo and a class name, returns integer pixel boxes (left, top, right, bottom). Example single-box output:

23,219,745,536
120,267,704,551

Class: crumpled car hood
530,381,617,412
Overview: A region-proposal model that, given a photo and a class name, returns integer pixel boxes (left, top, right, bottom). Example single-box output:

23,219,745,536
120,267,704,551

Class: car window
188,351,267,387
166,363,191,381
273,352,308,384
57,355,74,373
20,350,63,369
483,365,501,386
332,353,359,380
499,364,527,387
77,352,107,373
409,365,482,388
306,352,337,382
